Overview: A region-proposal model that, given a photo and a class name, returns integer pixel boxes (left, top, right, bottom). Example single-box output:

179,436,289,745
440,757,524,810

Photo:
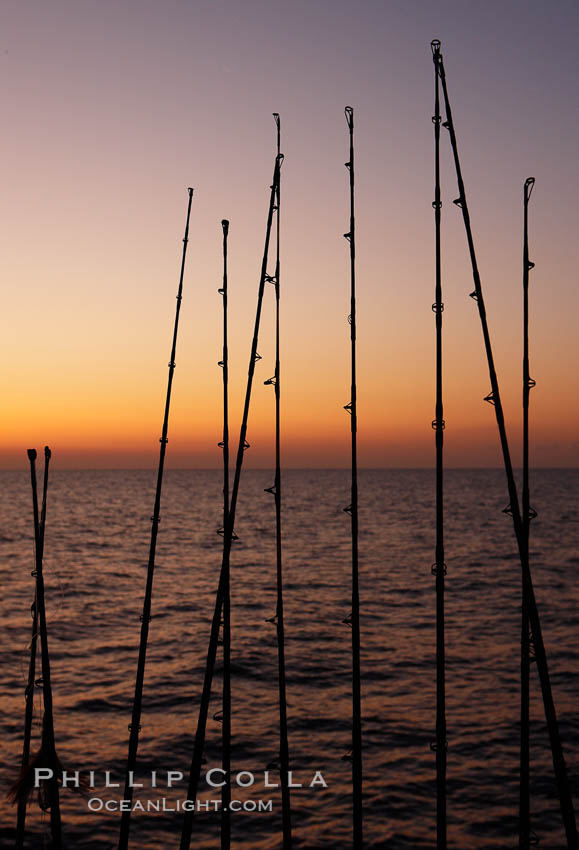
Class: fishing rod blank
434,40,578,848
16,447,50,850
431,40,447,850
15,447,51,848
118,186,194,850
179,152,283,850
219,218,232,850
27,446,62,848
520,176,536,849
264,111,292,850
15,580,38,849
343,104,363,850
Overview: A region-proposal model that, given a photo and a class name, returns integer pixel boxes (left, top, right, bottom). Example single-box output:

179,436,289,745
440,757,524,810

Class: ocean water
0,468,577,849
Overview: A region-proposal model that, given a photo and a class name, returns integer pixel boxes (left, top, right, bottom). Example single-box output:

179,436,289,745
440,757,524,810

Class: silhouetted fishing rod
28,447,62,848
179,152,283,850
264,111,292,850
15,586,38,849
520,176,536,849
433,39,578,848
342,104,363,850
431,40,447,850
219,218,232,850
118,186,194,850
15,448,51,848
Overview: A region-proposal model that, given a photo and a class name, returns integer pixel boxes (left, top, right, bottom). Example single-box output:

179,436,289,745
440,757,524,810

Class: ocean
0,468,577,848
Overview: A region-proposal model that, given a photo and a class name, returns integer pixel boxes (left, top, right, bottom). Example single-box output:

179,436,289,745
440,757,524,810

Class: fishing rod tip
187,187,194,196
431,39,441,53
221,219,229,233
272,112,280,125
525,177,535,201
44,446,51,460
27,448,37,461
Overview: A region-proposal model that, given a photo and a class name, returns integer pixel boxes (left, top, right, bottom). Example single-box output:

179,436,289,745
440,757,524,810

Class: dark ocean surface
0,468,577,849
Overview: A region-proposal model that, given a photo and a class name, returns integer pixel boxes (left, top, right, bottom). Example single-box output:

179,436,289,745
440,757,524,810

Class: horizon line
1,466,578,472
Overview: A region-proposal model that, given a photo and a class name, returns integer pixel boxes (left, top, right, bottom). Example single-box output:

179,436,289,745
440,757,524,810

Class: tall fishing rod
431,40,447,850
520,176,536,849
219,218,232,850
118,186,194,850
343,104,363,850
28,446,62,848
433,39,578,848
263,111,292,850
179,152,283,850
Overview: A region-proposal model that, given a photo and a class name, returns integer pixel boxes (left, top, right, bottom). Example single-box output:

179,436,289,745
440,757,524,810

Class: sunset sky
1,0,577,468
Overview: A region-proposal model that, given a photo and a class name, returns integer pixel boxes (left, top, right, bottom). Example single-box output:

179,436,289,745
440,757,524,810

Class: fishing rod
520,176,536,849
179,151,283,850
28,446,62,848
343,105,363,850
431,41,447,850
263,111,292,850
15,579,38,849
219,218,232,850
118,186,194,850
15,447,50,848
433,39,578,848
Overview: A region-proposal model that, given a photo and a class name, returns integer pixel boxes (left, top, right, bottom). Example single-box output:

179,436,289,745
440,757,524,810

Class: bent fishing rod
433,39,578,849
27,446,62,848
431,41,447,850
343,105,363,850
263,111,293,850
520,176,536,849
118,186,194,850
219,218,232,849
179,152,283,850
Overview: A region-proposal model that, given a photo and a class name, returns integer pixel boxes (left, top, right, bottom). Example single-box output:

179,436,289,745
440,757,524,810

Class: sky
0,0,577,468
